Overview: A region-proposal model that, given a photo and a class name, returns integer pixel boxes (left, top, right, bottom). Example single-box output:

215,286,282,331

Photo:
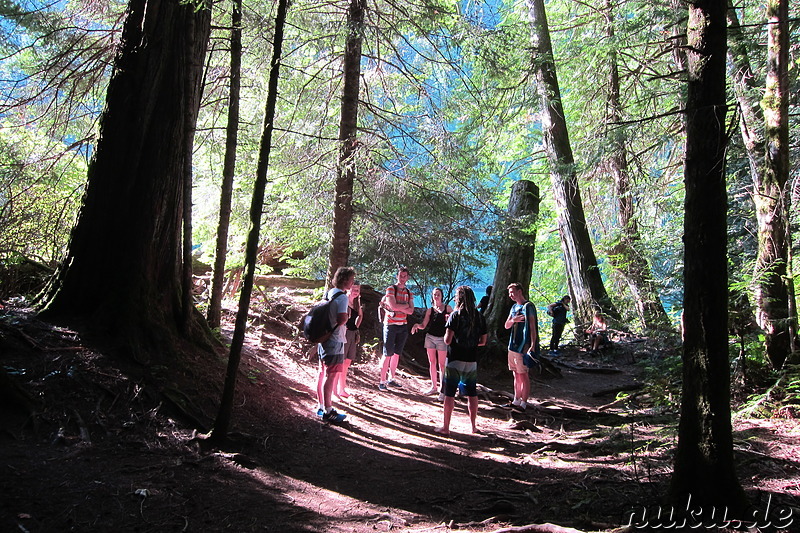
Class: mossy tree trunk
485,180,539,348
727,0,791,369
669,0,749,513
603,0,670,332
40,0,213,361
326,0,366,288
527,0,619,330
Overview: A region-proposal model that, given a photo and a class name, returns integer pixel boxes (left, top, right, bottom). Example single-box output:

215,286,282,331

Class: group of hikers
313,266,609,433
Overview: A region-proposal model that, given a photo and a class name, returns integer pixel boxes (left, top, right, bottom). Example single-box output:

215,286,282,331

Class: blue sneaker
378,382,388,391
322,408,346,423
387,380,403,388
316,408,325,417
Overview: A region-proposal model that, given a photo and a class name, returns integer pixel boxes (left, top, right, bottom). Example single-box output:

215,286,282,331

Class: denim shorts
383,324,409,357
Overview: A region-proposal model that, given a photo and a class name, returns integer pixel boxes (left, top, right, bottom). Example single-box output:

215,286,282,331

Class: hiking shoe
378,382,388,391
513,401,528,411
316,408,325,417
387,380,403,388
322,409,346,423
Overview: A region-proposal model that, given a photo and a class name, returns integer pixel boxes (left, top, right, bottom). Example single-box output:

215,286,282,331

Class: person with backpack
435,285,487,435
411,287,453,399
314,266,355,423
546,295,571,355
503,282,539,411
378,266,415,390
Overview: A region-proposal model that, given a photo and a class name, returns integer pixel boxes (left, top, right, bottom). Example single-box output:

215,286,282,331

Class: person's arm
404,291,415,314
504,308,516,330
386,287,398,311
526,304,538,348
412,308,432,333
444,328,454,345
355,301,363,328
478,333,488,347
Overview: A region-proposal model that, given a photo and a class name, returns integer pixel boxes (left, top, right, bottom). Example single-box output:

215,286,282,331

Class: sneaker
550,349,560,356
424,387,438,395
517,401,528,411
316,408,325,417
322,408,346,423
378,382,388,391
512,398,522,407
437,393,445,402
387,380,403,388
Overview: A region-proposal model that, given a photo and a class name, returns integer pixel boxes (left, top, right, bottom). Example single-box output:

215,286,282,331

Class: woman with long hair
436,285,487,435
411,287,452,398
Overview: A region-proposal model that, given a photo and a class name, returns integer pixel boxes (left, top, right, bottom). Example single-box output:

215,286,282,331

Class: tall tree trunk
670,0,749,513
326,0,365,287
603,0,670,331
485,180,539,346
527,0,619,329
211,0,288,442
727,1,791,369
758,0,791,368
208,0,243,330
40,0,213,361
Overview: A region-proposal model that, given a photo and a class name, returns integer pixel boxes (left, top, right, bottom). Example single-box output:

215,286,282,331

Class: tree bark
211,0,288,442
208,0,243,330
325,0,365,288
669,0,749,513
485,180,539,345
40,0,213,361
527,0,619,330
727,1,791,369
602,0,670,331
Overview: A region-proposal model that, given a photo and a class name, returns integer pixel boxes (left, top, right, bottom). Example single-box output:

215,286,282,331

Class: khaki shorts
507,350,528,374
424,333,447,351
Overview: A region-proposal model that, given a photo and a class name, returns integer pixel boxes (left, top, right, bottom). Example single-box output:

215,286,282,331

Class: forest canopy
0,0,798,342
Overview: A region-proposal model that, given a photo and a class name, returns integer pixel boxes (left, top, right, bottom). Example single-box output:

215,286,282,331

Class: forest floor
1,283,799,532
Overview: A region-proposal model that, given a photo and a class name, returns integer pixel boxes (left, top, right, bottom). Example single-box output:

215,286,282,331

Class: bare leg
316,361,325,409
514,372,530,404
380,356,391,382
426,348,437,391
337,359,351,398
322,368,339,410
468,396,479,433
436,396,455,435
388,354,400,381
436,350,447,391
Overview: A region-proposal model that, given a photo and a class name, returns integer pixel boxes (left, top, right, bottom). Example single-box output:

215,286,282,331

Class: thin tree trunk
211,0,288,442
603,0,670,331
727,1,790,369
208,0,243,329
670,0,749,513
326,0,365,287
527,0,619,330
485,180,539,346
40,0,213,361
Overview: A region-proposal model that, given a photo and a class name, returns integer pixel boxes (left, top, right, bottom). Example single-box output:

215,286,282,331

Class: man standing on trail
504,282,539,411
378,266,415,390
316,266,355,423
547,295,570,355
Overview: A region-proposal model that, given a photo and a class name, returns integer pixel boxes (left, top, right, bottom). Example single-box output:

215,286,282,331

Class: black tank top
427,307,447,337
346,298,360,330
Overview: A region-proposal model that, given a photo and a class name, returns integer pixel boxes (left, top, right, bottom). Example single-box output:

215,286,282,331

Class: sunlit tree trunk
211,0,288,442
208,0,243,330
485,180,539,346
40,0,213,361
326,0,365,287
527,0,619,329
670,0,749,513
603,0,670,331
727,0,791,369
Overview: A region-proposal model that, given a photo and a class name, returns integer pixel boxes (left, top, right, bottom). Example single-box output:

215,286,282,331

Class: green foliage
736,365,800,419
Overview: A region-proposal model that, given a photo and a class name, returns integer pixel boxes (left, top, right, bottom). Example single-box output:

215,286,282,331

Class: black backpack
301,291,346,343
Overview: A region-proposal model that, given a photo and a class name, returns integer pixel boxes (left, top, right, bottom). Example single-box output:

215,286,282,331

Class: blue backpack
301,291,345,343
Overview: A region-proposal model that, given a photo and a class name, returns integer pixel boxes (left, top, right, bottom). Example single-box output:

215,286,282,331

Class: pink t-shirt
385,285,413,326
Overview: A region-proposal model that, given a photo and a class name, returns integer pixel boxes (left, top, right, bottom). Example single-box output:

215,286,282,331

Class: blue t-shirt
508,301,538,354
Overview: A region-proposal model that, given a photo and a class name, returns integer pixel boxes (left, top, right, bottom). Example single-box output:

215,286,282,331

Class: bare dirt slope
1,288,798,532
